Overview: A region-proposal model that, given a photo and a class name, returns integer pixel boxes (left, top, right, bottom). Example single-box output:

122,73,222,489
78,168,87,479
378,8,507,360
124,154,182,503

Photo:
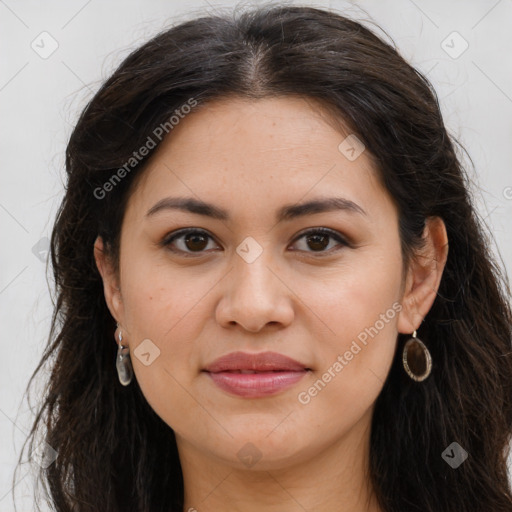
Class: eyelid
291,227,349,245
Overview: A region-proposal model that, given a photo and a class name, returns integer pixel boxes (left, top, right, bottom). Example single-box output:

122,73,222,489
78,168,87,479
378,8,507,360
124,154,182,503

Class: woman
15,4,512,512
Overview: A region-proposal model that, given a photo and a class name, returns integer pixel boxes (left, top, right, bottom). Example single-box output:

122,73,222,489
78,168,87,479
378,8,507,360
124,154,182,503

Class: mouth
202,351,311,398
214,369,305,374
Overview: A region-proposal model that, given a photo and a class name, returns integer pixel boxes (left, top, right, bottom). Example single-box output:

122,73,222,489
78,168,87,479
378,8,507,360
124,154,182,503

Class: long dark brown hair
13,4,512,511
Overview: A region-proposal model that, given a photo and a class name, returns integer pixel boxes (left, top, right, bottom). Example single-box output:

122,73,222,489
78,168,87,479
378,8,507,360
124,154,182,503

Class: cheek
297,248,402,402
292,301,399,440
117,248,214,400
120,242,213,334
119,264,212,434
302,247,402,342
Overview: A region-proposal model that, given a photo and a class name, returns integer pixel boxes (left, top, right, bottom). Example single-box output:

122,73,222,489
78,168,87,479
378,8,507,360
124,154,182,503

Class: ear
397,216,449,334
94,236,124,325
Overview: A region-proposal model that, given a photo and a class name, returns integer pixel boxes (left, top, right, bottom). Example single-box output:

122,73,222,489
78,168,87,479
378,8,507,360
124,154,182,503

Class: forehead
160,95,357,159
125,95,392,223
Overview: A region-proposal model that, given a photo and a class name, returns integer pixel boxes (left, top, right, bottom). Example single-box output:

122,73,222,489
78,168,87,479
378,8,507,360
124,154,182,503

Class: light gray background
1,0,511,510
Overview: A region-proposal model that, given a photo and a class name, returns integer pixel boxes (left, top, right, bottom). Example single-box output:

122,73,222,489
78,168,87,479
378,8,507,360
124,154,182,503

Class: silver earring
402,330,432,382
116,327,133,386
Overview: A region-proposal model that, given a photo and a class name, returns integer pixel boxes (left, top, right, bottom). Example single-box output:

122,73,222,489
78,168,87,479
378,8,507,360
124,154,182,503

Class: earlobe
93,236,124,323
397,217,449,334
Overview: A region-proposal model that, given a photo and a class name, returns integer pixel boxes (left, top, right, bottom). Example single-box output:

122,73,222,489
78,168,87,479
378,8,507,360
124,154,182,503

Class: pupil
308,234,328,251
186,233,207,251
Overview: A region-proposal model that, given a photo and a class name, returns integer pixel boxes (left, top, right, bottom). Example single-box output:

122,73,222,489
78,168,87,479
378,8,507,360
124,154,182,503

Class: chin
203,427,314,471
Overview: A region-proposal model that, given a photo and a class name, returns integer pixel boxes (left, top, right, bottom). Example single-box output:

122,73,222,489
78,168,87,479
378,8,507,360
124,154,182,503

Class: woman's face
96,96,430,471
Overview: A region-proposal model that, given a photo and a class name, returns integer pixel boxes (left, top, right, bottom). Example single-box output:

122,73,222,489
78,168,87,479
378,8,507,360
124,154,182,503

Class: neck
177,408,382,512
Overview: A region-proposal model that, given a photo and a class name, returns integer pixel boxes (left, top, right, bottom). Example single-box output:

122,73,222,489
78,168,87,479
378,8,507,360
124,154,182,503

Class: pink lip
202,351,311,398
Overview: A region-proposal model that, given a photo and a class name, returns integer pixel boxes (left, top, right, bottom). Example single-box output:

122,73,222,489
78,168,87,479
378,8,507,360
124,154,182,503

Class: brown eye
291,228,348,254
163,229,218,255
162,227,348,258
305,233,330,251
183,232,209,251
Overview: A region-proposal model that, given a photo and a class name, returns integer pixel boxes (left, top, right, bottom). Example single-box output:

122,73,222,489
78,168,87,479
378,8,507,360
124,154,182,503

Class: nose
215,250,295,333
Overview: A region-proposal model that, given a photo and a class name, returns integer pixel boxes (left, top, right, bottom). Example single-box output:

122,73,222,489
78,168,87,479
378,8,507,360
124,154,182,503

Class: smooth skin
94,96,448,512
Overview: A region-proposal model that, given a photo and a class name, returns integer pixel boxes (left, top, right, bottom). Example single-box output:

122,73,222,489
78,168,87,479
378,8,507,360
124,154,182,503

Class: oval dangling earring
116,327,133,386
402,330,432,382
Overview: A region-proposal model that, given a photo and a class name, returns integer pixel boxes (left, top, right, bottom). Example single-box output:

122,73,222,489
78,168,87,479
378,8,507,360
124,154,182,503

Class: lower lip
204,370,309,398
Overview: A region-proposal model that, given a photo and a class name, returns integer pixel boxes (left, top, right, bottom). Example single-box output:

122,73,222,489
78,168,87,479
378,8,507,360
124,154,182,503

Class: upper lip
203,351,310,373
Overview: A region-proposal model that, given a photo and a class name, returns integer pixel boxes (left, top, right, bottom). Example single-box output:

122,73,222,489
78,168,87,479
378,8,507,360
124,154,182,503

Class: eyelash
161,227,350,257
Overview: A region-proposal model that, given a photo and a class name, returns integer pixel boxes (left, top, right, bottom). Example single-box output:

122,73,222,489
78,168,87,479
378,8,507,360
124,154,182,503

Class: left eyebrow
145,196,367,222
276,197,367,221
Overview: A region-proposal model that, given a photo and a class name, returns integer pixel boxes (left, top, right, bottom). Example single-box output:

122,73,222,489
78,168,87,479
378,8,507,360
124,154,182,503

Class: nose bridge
232,237,277,301
216,236,293,331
